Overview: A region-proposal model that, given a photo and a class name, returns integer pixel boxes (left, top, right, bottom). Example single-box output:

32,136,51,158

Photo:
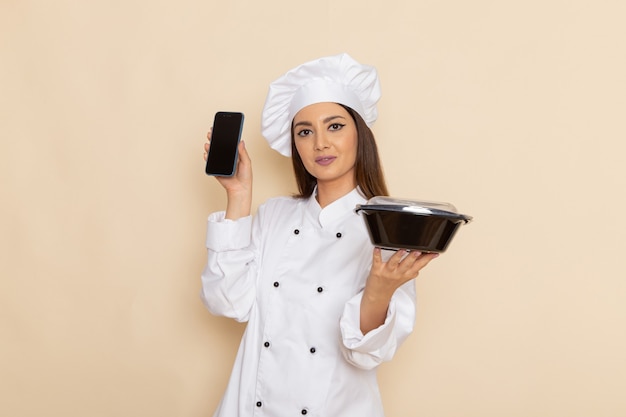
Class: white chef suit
201,188,417,417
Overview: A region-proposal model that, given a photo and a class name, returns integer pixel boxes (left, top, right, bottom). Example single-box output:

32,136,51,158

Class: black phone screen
205,112,244,176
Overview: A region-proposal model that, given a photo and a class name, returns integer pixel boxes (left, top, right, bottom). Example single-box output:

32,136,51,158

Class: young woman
201,53,438,417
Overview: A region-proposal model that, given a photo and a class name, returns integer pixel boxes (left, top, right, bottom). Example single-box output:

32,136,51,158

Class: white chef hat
261,53,381,157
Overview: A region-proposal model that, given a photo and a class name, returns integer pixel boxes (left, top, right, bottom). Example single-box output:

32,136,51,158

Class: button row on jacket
292,229,343,239
255,401,308,414
261,341,316,354
273,282,326,293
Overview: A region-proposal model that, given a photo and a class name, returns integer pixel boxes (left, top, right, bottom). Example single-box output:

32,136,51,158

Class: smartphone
205,111,245,176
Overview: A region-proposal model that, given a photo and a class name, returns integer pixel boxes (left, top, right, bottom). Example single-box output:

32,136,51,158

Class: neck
315,180,356,208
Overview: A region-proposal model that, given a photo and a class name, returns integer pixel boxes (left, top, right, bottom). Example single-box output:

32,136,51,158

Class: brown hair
290,104,389,199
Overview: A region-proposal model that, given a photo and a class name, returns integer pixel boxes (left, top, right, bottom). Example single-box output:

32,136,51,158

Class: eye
297,128,312,137
329,123,345,131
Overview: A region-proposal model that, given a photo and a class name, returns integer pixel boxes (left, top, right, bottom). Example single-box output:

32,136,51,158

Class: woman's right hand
204,129,253,219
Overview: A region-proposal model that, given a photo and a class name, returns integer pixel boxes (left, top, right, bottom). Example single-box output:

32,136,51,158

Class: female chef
201,53,438,417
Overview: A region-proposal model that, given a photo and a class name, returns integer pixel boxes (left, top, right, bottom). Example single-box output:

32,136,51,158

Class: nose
314,131,330,151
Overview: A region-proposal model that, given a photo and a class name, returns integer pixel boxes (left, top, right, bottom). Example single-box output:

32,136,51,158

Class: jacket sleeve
199,211,259,323
339,280,417,370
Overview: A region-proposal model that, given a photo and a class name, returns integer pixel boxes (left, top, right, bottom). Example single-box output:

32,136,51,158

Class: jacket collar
304,187,367,229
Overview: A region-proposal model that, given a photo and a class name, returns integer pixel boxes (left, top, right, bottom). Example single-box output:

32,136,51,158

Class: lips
315,156,336,166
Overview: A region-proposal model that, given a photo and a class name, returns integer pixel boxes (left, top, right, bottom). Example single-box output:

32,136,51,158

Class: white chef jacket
201,188,416,417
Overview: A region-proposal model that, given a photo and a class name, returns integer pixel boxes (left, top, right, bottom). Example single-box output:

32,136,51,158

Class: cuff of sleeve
340,292,398,368
205,211,253,251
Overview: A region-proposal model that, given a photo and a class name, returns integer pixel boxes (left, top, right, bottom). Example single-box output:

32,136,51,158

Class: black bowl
356,197,472,253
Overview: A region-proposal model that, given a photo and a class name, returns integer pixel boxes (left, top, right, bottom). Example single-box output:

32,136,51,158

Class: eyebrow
293,115,347,129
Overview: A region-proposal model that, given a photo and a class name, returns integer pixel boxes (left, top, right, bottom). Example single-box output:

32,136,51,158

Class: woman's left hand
360,248,438,334
366,248,439,299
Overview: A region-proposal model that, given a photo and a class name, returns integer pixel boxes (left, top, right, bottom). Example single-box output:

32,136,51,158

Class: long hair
290,104,389,199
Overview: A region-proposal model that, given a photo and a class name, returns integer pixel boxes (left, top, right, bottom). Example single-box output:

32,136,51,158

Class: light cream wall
1,1,625,416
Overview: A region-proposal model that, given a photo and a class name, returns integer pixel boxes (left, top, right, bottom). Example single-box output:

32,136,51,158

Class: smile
315,156,336,166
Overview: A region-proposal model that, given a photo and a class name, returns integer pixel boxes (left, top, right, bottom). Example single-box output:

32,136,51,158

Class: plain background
2,1,625,416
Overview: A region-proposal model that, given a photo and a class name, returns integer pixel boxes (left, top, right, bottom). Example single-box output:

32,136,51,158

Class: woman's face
292,102,358,191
